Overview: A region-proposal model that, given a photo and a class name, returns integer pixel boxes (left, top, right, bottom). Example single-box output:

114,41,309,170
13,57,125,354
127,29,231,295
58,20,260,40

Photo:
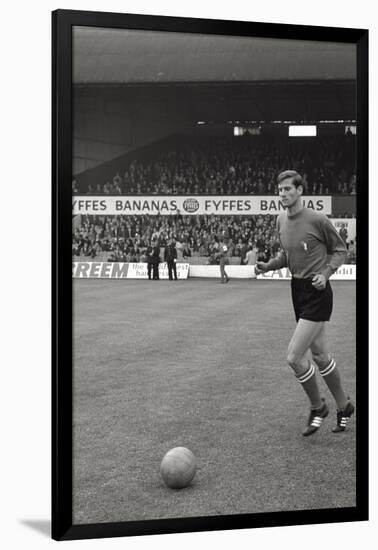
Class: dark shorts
291,277,333,323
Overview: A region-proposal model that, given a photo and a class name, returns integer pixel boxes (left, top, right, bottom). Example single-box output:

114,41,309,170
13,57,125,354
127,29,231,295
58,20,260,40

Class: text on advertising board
72,262,190,279
72,196,332,216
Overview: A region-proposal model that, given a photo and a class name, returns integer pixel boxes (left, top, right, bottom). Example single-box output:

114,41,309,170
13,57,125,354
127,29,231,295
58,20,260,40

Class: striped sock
297,362,315,384
296,362,322,409
319,358,336,377
319,358,348,410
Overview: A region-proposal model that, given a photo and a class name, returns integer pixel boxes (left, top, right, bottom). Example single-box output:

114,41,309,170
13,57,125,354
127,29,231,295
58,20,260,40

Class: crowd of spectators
72,212,356,265
73,135,356,197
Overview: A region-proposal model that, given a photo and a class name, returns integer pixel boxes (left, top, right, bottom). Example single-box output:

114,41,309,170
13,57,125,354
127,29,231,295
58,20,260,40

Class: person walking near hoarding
146,243,154,280
165,237,178,281
152,240,161,280
218,238,230,284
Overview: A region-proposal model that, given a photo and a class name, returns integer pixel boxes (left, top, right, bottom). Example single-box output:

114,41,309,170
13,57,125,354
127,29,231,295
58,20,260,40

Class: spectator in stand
113,172,123,190
338,226,348,247
77,136,356,196
349,174,357,195
83,241,98,259
72,239,81,256
226,236,235,257
182,242,192,260
244,245,257,266
207,236,220,265
347,240,356,264
197,240,208,257
72,212,356,264
108,246,125,262
107,251,118,262
240,240,250,264
235,237,244,258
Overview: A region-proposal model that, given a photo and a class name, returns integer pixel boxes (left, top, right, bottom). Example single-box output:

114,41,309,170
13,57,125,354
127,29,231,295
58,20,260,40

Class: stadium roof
73,27,356,84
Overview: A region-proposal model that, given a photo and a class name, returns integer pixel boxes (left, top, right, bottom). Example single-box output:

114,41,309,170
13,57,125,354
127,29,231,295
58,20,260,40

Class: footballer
255,170,354,436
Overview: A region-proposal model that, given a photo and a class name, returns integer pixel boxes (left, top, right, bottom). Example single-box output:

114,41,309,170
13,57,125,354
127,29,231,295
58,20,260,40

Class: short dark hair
277,170,305,191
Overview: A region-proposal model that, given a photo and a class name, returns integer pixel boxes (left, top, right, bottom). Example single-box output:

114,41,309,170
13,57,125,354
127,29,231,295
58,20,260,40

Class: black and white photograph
52,6,367,542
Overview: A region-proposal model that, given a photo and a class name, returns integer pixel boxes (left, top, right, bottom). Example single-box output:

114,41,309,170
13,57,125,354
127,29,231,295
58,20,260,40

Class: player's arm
312,216,347,289
320,216,347,280
256,250,287,274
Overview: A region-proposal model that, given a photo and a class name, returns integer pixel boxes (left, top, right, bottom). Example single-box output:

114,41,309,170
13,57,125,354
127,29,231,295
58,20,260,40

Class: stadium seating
72,137,356,264
72,213,356,264
75,135,356,196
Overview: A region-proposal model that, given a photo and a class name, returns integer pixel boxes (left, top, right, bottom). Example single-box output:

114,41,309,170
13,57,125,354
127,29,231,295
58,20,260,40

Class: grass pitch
73,279,356,524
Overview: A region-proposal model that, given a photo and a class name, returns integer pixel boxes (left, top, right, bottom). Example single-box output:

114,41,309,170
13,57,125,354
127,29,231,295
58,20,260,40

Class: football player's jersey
276,208,346,279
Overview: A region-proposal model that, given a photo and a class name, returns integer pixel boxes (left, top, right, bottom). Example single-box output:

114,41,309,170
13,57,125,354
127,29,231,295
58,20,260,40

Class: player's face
278,179,302,208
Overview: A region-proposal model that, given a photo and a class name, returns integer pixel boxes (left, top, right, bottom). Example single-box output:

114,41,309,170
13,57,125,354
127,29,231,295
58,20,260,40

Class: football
160,447,197,489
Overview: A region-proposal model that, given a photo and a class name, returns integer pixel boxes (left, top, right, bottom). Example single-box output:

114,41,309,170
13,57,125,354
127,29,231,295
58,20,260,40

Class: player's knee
312,352,329,369
286,350,301,371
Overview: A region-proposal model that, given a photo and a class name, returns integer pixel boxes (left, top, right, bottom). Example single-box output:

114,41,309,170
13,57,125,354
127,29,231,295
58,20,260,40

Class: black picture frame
52,9,368,541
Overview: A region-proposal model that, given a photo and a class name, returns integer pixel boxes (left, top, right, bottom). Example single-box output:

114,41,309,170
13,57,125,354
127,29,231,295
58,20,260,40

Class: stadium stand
75,135,356,197
72,212,356,265
73,136,356,265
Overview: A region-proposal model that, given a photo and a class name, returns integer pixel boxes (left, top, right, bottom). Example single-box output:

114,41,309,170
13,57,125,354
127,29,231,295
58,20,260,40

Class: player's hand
312,274,327,290
255,261,269,275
